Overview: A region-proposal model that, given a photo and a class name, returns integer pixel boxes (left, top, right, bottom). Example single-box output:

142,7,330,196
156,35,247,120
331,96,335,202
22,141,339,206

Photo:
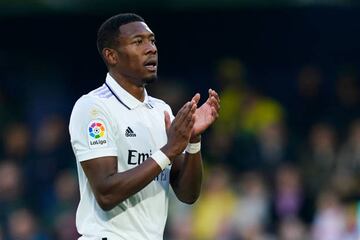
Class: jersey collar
105,73,151,110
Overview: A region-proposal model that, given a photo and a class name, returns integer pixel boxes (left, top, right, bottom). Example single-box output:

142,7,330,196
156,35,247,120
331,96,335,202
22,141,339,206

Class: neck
109,70,145,102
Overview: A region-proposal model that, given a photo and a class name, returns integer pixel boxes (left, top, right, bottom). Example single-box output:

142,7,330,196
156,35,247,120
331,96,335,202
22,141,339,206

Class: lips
144,58,158,72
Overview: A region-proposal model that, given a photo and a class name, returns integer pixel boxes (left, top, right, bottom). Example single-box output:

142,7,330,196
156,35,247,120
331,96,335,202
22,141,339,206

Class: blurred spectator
334,119,360,199
166,190,194,240
207,58,247,166
42,169,79,239
311,190,347,240
239,87,284,137
52,211,79,240
338,202,358,240
278,216,308,240
0,84,23,133
272,165,304,224
299,122,338,200
209,58,285,172
288,65,325,138
213,58,247,135
1,122,31,163
255,122,293,173
230,171,271,239
30,115,74,212
149,77,190,113
191,165,236,239
7,208,48,240
0,161,25,227
320,68,360,134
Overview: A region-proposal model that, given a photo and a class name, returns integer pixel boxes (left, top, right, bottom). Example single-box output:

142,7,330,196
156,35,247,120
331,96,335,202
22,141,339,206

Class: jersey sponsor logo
127,149,151,165
127,149,168,181
125,127,136,137
88,120,108,148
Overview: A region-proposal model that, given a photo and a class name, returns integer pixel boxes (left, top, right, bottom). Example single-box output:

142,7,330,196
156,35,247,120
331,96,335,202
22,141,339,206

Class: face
112,21,158,87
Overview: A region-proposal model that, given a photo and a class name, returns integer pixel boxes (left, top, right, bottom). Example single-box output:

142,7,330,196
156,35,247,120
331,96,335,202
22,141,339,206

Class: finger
191,93,201,105
164,111,171,130
210,96,221,111
211,106,219,119
180,103,196,130
210,89,220,102
185,114,196,137
174,101,193,125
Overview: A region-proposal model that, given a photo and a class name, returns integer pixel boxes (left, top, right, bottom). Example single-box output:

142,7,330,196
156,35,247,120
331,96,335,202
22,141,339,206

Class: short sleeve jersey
69,73,174,240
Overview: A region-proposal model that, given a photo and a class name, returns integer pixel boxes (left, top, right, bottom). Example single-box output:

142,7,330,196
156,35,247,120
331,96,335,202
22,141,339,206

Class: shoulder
72,85,113,110
70,86,114,123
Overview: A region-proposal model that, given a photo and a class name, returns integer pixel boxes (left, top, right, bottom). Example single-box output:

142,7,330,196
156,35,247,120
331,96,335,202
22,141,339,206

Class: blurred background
1,0,360,239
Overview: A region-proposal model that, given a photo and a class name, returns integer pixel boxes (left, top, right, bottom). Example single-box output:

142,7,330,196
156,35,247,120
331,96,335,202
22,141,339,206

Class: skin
81,21,220,211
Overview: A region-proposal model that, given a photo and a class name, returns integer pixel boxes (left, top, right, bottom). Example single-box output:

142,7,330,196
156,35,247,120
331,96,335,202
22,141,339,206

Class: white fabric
152,150,171,170
185,142,201,154
69,73,174,240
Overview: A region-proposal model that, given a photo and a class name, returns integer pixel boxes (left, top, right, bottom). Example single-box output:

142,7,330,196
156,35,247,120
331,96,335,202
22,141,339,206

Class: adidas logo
125,127,136,137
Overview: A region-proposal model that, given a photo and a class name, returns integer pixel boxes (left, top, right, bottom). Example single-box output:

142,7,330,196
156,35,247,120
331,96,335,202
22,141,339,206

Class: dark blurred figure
288,65,326,139
52,211,78,240
0,84,24,135
30,115,74,213
333,119,360,199
0,161,25,228
255,122,295,175
148,77,190,113
1,122,31,163
299,122,338,195
43,169,79,240
278,216,308,240
298,122,338,222
324,68,360,133
206,58,247,167
6,208,48,240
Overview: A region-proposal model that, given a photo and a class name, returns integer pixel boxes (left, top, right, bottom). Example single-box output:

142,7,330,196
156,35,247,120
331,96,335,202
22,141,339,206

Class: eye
150,37,156,45
134,38,143,46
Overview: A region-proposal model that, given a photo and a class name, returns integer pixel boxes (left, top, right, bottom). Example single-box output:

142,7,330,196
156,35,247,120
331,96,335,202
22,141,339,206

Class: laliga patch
88,120,108,148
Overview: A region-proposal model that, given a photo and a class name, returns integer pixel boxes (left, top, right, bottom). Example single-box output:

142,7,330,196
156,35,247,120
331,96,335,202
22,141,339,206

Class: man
69,13,220,240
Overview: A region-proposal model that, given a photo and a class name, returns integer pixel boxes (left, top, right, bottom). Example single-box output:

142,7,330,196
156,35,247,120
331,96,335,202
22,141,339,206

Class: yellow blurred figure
191,166,236,239
240,95,284,135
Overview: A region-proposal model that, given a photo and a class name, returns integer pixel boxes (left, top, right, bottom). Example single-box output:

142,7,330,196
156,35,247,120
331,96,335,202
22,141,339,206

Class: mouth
144,58,158,72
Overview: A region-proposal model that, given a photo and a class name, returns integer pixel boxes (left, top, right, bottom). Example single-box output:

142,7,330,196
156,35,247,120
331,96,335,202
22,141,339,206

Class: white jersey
69,73,173,240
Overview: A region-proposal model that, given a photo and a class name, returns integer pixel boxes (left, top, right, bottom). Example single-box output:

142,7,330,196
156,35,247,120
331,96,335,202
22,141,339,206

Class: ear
102,48,118,65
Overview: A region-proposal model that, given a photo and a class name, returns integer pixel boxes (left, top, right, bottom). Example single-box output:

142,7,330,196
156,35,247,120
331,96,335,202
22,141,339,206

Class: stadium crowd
0,57,359,239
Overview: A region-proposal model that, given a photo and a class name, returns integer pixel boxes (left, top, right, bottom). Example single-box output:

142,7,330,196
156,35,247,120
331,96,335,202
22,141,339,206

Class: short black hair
96,13,145,56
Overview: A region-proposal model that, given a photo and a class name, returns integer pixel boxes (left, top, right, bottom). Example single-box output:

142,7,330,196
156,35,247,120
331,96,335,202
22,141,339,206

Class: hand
162,100,197,161
191,89,220,139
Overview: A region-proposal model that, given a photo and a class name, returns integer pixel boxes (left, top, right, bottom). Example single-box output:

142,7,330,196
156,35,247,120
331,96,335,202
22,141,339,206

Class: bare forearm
171,152,203,204
84,158,162,211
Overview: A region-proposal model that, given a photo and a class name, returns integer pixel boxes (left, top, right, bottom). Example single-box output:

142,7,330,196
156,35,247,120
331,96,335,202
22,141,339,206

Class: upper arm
81,156,118,198
69,96,118,162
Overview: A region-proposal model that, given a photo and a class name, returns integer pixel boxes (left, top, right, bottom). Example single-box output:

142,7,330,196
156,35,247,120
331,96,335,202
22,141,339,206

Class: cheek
118,47,145,75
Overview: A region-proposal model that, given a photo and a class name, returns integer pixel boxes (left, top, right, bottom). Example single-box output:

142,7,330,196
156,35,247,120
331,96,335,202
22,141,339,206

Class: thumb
164,111,171,130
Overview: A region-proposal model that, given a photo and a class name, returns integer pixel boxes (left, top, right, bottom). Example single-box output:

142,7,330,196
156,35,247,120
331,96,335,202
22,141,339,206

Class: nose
145,42,157,55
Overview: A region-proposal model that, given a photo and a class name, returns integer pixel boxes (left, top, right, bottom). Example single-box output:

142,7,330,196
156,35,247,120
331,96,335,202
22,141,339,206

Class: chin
142,75,157,86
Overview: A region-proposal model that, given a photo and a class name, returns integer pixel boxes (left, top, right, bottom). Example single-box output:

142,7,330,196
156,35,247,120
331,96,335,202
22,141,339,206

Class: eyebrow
130,32,155,39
